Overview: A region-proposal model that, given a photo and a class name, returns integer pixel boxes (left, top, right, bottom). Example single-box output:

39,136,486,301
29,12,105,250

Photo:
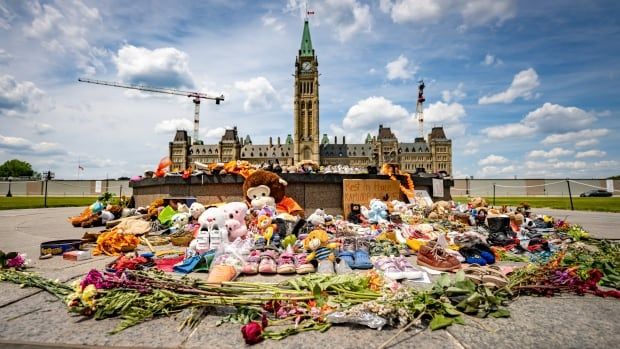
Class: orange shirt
276,196,304,216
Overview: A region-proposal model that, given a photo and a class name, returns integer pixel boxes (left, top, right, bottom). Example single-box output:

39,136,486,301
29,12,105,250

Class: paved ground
0,207,619,349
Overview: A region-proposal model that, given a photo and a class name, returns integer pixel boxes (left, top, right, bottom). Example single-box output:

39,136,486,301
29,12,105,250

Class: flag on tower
307,10,314,15
78,165,84,171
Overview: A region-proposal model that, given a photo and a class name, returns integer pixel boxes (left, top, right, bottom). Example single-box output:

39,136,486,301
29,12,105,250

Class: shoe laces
429,245,450,261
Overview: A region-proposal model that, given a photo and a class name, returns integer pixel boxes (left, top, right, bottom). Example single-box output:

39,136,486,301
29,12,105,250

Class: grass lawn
453,196,620,213
0,196,97,210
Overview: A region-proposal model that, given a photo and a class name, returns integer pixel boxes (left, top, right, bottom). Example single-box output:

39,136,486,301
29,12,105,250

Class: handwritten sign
343,179,400,217
414,190,433,207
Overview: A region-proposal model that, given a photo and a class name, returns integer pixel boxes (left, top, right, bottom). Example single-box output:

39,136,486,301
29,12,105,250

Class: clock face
302,62,312,72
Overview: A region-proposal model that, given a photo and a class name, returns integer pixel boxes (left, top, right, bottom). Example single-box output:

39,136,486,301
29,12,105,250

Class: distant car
579,189,613,197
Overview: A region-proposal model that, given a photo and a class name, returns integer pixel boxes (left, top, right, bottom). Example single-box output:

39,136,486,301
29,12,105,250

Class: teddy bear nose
229,213,233,219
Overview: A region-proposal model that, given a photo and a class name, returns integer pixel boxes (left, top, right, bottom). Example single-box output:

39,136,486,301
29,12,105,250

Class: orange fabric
276,196,303,215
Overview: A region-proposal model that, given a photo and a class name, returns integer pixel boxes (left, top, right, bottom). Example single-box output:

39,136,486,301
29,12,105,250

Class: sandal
242,250,261,275
463,263,485,284
294,253,315,274
481,265,508,289
276,252,296,274
258,250,278,274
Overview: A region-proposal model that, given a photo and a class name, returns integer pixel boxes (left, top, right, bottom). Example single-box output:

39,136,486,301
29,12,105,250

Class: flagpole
77,157,80,181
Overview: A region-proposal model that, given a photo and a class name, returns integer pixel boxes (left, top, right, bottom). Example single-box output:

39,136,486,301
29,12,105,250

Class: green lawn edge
453,196,620,213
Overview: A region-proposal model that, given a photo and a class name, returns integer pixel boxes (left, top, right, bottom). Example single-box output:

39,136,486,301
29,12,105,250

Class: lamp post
6,177,12,197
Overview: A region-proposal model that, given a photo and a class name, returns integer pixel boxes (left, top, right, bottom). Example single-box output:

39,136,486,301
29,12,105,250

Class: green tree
0,159,35,177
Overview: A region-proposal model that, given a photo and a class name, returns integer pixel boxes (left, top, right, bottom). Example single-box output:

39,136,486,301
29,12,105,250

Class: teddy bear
222,202,249,241
303,229,339,262
242,170,303,216
257,214,276,246
171,212,191,232
198,206,227,233
428,200,452,220
468,197,488,209
307,208,326,226
189,202,206,220
361,199,388,224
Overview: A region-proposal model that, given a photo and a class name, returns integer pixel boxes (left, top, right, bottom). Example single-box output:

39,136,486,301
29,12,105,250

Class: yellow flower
71,280,82,292
81,284,97,307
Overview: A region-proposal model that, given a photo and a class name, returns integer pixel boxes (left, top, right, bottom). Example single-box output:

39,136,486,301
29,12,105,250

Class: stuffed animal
468,197,488,209
223,202,249,241
257,214,276,245
303,229,339,262
177,203,190,214
307,208,326,226
362,199,388,224
242,170,303,216
171,212,190,231
347,203,365,224
189,202,206,220
198,206,227,232
147,198,165,218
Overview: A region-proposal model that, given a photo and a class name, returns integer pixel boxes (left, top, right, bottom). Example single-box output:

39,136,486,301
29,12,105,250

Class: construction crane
78,78,224,145
415,80,425,140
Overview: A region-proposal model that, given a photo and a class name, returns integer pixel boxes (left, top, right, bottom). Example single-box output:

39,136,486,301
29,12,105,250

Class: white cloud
522,103,595,133
382,0,444,24
478,154,509,166
343,96,409,130
203,127,226,142
262,13,284,32
0,75,48,116
542,128,610,145
114,45,195,89
575,139,599,148
0,134,65,155
479,164,516,177
298,0,372,42
424,101,466,124
463,140,479,155
0,2,14,30
479,68,540,104
528,147,573,158
154,119,192,134
23,0,105,74
441,83,466,102
482,53,503,66
575,150,606,159
32,122,55,135
525,160,587,170
481,123,536,139
386,54,417,80
0,49,12,64
461,0,516,27
593,160,619,169
234,77,279,112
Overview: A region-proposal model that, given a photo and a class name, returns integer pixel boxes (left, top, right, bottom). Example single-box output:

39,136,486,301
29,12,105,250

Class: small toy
242,170,303,216
257,215,276,246
307,208,326,226
303,229,339,262
189,202,206,220
223,202,249,241
362,199,388,224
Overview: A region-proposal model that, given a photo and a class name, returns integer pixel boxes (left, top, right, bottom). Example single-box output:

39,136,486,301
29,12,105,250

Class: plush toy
362,199,388,224
171,212,190,231
101,210,115,224
307,208,326,226
468,197,488,209
429,200,452,220
242,170,303,216
303,229,339,262
147,198,165,218
223,202,249,241
177,203,190,214
189,202,206,220
198,206,227,232
347,203,365,224
257,214,276,245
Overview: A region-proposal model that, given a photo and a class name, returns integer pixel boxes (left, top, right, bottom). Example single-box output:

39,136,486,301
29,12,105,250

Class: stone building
169,19,452,175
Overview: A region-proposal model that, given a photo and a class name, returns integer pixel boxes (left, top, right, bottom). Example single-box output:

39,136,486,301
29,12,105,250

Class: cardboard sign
432,178,444,197
414,190,434,207
343,179,400,217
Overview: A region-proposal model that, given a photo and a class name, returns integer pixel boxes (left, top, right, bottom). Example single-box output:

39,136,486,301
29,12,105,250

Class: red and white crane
78,78,224,145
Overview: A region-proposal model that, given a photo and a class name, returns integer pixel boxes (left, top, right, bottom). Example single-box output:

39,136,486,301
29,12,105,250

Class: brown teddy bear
468,197,488,209
242,170,303,216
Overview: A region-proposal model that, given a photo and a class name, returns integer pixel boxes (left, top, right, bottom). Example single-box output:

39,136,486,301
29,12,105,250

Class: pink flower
6,254,26,268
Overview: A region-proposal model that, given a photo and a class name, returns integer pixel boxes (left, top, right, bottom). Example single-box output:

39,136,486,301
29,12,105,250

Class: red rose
241,321,263,344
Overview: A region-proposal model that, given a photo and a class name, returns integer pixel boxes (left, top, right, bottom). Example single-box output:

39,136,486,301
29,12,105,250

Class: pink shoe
242,250,261,275
294,253,315,274
276,252,296,274
258,250,278,274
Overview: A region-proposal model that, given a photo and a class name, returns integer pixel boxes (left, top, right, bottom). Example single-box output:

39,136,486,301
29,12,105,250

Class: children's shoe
242,250,261,275
374,257,403,280
395,257,423,279
258,250,278,274
335,257,353,274
294,253,315,274
276,252,296,274
317,259,335,274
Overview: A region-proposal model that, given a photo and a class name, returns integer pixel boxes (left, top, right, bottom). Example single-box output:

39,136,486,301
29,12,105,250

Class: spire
300,20,314,57
321,133,329,144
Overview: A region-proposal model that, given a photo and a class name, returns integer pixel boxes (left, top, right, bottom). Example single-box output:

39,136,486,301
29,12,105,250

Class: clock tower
294,19,320,164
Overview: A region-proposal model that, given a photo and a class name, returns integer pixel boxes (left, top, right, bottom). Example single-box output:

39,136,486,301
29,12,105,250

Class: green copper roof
300,20,314,57
365,133,373,143
286,134,294,144
321,134,329,144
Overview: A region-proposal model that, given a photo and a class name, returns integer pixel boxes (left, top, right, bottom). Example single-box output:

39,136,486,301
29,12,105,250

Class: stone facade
169,20,452,175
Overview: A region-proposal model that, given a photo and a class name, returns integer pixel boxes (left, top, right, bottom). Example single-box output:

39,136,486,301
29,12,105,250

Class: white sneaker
396,257,423,279
374,257,404,280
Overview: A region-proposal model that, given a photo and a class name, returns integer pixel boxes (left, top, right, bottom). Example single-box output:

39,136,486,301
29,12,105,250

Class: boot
487,216,514,246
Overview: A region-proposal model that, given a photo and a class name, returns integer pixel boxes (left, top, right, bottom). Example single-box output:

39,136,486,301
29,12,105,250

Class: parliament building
170,20,452,175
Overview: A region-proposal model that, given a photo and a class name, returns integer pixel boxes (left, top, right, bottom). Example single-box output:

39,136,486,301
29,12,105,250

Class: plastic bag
326,310,387,330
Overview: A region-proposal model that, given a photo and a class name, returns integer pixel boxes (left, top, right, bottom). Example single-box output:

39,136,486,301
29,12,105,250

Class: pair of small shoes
258,250,278,274
294,253,315,274
242,249,261,275
370,240,400,257
317,259,335,274
464,264,508,288
374,256,423,280
276,252,296,274
351,239,373,269
334,257,353,274
460,247,495,266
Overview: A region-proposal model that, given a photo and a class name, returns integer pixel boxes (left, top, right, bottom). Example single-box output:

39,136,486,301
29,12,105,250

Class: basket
169,232,194,247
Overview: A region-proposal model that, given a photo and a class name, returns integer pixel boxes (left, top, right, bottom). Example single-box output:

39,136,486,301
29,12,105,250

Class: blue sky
0,0,619,179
